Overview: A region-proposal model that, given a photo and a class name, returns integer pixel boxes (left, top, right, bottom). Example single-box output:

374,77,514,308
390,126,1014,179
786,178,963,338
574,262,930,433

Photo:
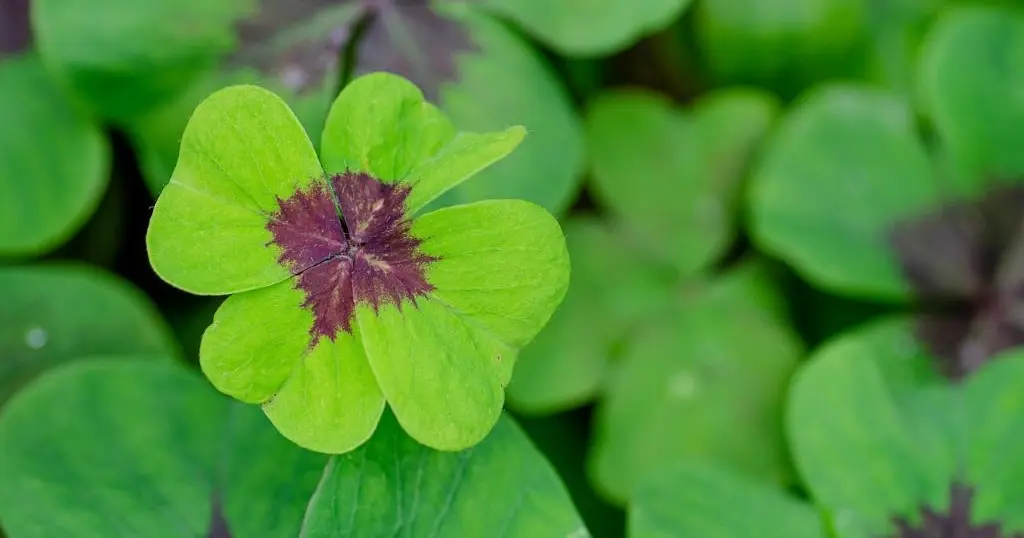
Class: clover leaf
478,0,694,57
0,263,180,406
145,71,570,454
628,336,1024,537
0,358,330,538
0,41,109,257
301,411,589,538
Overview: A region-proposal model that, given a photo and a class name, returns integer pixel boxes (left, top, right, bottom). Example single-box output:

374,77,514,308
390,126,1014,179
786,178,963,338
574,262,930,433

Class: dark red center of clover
267,171,435,343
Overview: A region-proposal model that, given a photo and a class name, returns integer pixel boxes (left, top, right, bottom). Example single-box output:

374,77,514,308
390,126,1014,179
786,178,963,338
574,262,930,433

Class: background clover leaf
918,4,1024,182
300,410,590,538
0,54,109,257
586,87,779,276
586,265,802,505
478,0,694,57
787,332,953,535
748,85,941,300
0,358,328,538
146,84,323,296
31,0,245,125
0,263,180,407
629,464,826,538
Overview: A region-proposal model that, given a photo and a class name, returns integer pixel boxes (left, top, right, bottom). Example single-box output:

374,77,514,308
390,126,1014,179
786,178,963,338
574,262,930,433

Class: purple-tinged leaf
0,0,31,57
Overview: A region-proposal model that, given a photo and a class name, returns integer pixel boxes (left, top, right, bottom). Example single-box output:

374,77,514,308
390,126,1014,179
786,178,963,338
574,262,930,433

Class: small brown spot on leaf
0,0,32,57
890,182,1024,379
892,482,1023,537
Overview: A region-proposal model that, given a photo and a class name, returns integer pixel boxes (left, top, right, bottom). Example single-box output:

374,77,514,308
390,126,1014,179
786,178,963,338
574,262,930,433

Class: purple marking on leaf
267,180,346,274
889,182,1024,379
332,171,436,310
355,0,480,102
0,0,32,57
267,172,435,344
892,482,1023,538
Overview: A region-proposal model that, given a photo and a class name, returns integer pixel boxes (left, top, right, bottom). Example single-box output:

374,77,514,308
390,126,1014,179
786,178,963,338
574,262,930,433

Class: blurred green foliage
3,0,1024,536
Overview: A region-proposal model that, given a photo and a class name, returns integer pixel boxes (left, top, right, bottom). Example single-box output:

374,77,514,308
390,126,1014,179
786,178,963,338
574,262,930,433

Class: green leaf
0,54,109,257
587,88,778,275
479,0,693,56
373,5,586,216
629,464,826,538
588,277,803,504
786,335,949,535
355,199,569,450
417,199,571,350
918,5,1024,180
299,411,590,538
0,263,179,406
32,0,244,124
749,85,942,300
146,84,323,295
199,279,385,454
695,0,870,96
963,350,1024,529
321,72,455,180
321,71,525,212
0,358,328,537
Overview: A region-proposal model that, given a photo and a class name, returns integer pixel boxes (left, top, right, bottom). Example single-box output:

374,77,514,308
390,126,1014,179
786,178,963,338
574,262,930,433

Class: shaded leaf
32,0,245,123
587,88,778,275
0,263,179,406
695,0,870,96
0,358,328,538
479,0,693,57
919,5,1024,181
0,54,109,256
630,464,826,538
588,276,802,504
299,411,589,538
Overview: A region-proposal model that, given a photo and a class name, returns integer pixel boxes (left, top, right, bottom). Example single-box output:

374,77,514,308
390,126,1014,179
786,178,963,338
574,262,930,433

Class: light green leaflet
146,71,570,454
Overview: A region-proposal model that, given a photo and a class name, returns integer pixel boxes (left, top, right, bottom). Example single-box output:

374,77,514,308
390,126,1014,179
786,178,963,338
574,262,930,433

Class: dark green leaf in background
586,87,778,275
749,85,942,301
629,464,826,538
300,411,590,538
478,0,694,57
864,0,947,97
0,263,179,406
918,4,1024,181
0,358,328,538
587,267,803,504
695,0,870,97
32,0,245,124
0,54,109,257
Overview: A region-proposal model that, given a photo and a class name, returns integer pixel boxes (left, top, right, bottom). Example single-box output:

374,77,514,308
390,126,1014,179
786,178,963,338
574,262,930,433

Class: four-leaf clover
146,72,570,453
